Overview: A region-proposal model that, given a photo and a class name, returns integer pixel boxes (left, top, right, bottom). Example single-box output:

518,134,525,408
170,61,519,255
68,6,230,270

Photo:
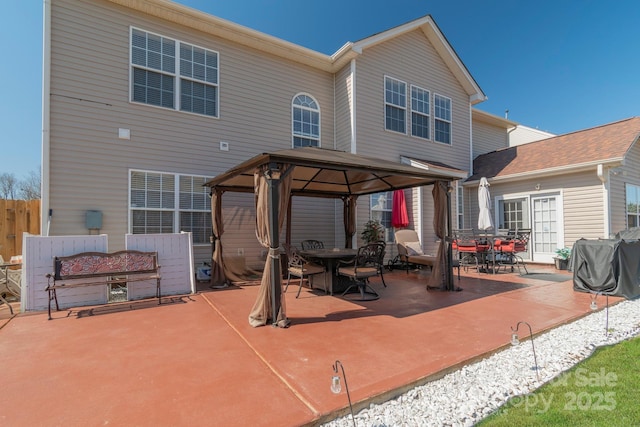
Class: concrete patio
0,265,609,426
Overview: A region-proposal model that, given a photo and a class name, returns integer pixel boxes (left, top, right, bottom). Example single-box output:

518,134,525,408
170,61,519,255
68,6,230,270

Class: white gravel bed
321,297,640,427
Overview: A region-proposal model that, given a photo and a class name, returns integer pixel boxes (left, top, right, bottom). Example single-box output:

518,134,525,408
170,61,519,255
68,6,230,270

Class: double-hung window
130,171,212,244
434,94,452,144
131,28,219,117
626,184,640,228
292,94,320,147
385,76,406,133
371,191,394,243
411,85,430,139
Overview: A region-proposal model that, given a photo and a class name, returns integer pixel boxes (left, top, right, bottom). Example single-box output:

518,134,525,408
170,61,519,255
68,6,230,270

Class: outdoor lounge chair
396,229,460,279
395,229,438,273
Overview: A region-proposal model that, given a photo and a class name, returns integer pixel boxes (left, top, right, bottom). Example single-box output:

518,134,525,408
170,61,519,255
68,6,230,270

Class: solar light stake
332,360,356,427
510,321,540,382
590,292,609,337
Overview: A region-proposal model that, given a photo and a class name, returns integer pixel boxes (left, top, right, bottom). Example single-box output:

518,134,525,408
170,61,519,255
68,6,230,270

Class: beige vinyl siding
352,29,471,247
472,120,508,159
353,29,471,170
334,64,353,152
561,172,605,246
49,0,336,266
479,171,605,252
610,142,640,234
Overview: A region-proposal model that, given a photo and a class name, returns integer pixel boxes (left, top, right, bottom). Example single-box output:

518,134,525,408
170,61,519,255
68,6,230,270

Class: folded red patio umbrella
392,189,409,228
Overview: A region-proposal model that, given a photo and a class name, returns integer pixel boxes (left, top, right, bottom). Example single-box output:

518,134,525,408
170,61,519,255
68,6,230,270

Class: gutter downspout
597,164,611,238
349,58,357,248
42,0,52,236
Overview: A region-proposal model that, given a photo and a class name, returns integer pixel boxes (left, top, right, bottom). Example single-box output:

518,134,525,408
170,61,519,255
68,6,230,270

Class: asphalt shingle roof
470,117,640,181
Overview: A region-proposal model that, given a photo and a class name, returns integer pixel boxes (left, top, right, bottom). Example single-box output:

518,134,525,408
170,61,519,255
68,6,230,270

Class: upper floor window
130,170,212,244
434,94,452,144
384,76,406,134
131,28,219,117
411,85,430,139
292,94,320,147
626,184,640,228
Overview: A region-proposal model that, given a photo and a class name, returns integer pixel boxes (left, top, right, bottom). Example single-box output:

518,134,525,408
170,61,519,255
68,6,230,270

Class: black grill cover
571,238,640,299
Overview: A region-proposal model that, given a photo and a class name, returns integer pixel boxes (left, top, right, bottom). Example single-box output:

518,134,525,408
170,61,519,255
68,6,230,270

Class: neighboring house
467,117,640,263
42,0,486,270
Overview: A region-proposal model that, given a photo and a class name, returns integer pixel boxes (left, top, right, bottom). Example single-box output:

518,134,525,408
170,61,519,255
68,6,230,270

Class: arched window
292,94,320,148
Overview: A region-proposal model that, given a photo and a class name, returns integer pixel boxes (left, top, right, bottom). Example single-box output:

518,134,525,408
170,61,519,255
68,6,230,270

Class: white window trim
410,84,431,140
456,181,464,229
626,183,640,228
128,169,212,245
384,75,407,135
291,92,321,148
433,93,452,145
129,26,220,119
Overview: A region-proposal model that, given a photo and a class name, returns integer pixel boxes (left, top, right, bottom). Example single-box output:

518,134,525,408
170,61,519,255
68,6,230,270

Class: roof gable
348,15,485,103
470,117,640,181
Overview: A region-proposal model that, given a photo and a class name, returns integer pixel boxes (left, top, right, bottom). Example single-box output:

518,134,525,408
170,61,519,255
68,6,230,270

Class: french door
531,195,563,263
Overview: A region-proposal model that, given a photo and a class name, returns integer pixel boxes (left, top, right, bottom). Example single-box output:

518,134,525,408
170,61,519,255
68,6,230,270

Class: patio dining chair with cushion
283,244,327,298
301,240,324,250
453,230,482,273
495,230,530,274
336,242,385,301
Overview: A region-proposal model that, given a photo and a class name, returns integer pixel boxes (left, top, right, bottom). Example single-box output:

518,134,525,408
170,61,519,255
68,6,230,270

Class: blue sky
2,0,639,178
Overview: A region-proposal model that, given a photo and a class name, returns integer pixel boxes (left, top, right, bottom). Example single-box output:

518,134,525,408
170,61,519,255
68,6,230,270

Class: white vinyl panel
22,234,109,312
126,232,194,297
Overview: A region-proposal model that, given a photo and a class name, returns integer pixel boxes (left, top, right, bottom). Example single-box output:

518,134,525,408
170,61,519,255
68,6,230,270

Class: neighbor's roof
106,0,485,102
469,117,640,182
204,147,466,198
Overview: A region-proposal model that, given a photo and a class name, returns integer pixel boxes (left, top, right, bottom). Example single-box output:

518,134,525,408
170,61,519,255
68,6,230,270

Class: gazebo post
266,163,282,326
446,182,454,291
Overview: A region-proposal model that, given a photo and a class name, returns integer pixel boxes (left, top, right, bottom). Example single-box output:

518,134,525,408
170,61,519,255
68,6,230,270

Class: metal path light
590,291,610,337
510,321,540,382
331,360,356,427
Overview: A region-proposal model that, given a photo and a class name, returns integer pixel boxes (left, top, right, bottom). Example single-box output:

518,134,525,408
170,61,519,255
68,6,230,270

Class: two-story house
43,0,490,274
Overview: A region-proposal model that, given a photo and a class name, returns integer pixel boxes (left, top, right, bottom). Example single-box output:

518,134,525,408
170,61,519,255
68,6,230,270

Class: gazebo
204,147,467,327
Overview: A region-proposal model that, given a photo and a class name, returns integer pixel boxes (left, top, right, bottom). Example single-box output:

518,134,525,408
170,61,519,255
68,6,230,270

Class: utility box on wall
86,210,103,230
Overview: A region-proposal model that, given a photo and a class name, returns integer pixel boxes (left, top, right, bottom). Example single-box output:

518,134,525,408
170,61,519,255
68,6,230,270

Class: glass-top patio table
298,248,357,295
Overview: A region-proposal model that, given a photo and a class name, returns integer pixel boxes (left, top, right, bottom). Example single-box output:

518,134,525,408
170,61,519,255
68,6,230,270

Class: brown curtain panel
343,195,357,248
248,164,293,327
427,181,449,290
210,188,227,287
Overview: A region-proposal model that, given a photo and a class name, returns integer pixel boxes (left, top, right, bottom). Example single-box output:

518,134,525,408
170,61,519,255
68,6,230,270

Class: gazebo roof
204,147,467,197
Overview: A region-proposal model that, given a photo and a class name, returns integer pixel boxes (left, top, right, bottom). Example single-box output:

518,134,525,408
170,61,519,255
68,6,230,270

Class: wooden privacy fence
1,199,41,261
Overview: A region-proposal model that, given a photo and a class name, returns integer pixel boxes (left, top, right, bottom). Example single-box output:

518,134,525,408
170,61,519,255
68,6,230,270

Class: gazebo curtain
343,195,356,248
427,181,451,290
248,164,293,328
210,188,227,286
